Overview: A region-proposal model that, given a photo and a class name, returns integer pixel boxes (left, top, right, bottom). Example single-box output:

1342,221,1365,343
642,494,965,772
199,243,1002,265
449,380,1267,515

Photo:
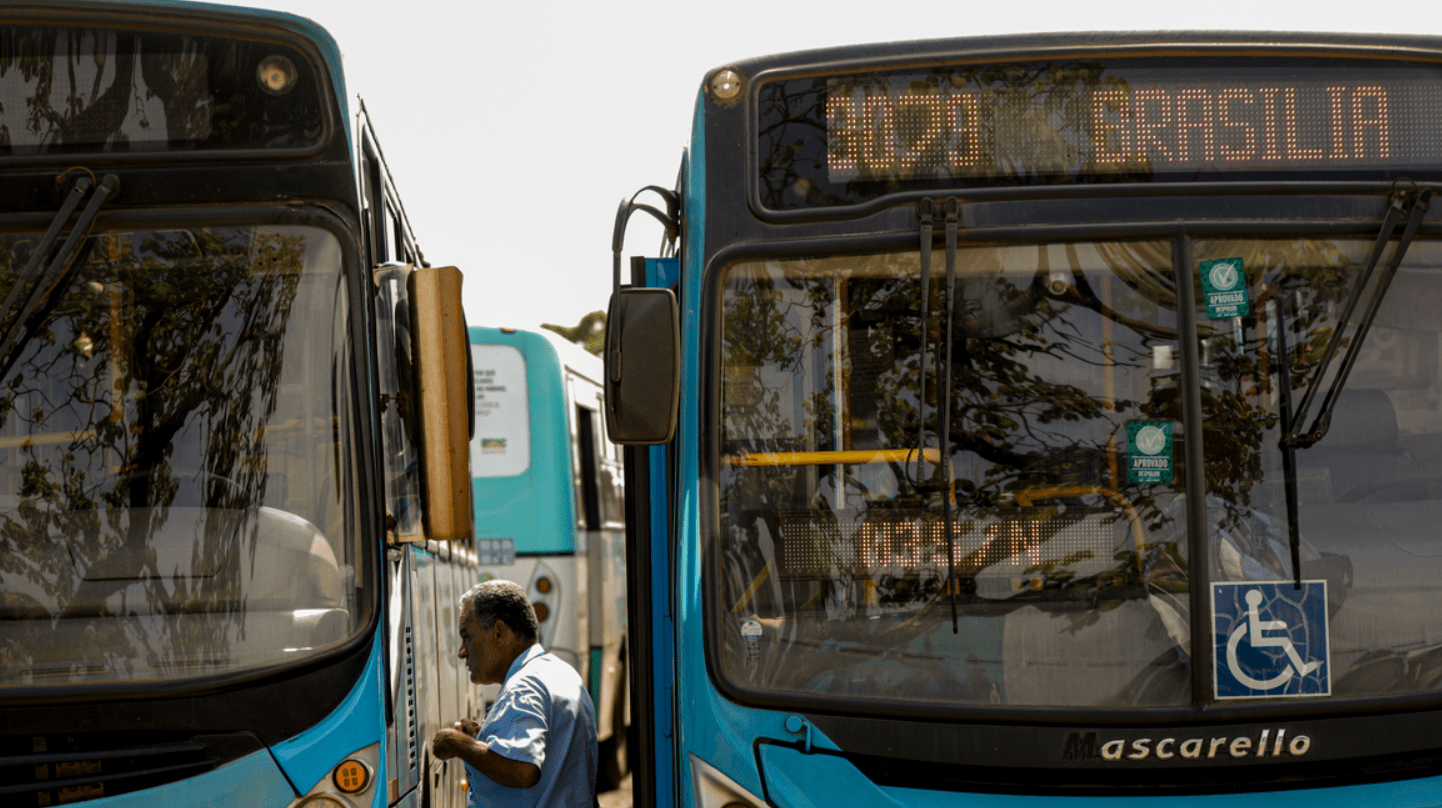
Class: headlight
257,55,298,95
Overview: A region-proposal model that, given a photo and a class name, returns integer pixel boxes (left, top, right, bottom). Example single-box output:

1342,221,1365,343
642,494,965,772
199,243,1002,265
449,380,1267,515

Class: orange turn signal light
333,759,371,794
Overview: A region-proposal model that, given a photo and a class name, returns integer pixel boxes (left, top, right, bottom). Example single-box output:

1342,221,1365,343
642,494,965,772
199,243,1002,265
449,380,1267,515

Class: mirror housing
604,287,679,444
409,265,474,541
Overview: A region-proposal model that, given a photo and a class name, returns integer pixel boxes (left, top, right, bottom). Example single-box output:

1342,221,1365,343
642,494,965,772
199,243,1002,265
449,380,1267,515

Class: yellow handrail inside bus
724,448,942,467
731,565,770,613
0,430,96,450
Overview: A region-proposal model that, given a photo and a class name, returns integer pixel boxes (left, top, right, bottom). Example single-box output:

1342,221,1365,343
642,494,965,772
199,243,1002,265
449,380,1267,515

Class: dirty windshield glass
0,225,363,686
714,238,1442,709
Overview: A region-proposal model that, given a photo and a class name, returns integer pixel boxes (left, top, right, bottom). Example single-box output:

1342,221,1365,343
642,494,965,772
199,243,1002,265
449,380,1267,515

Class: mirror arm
611,188,680,298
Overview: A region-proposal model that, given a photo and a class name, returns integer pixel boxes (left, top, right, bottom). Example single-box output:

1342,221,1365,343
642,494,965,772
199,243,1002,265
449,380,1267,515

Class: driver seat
1297,388,1418,504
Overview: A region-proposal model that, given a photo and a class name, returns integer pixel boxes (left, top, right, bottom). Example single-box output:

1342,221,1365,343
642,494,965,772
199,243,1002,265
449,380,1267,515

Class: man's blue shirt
466,644,598,808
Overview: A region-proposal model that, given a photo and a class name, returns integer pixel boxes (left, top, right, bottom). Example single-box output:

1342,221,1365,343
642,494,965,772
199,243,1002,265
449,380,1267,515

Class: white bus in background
467,326,629,789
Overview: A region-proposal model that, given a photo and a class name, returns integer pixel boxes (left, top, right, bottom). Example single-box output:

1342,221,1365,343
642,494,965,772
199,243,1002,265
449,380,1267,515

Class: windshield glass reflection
714,239,1442,710
0,225,362,686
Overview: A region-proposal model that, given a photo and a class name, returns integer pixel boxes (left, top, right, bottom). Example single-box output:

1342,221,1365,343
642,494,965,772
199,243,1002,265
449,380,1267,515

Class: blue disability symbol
1214,581,1329,699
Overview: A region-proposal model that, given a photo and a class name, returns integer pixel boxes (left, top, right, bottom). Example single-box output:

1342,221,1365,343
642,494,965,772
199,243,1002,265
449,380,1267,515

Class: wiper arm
913,199,934,484
1283,187,1432,450
0,173,93,332
910,198,961,633
939,198,959,634
0,171,120,372
1277,186,1431,591
1274,292,1303,590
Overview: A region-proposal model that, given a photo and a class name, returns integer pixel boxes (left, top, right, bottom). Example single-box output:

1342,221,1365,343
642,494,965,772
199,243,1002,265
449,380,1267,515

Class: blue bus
0,3,477,807
605,32,1442,807
467,326,630,788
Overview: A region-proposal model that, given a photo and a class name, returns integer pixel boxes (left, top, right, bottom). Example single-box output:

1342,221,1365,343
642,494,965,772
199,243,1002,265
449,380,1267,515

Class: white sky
225,0,1438,333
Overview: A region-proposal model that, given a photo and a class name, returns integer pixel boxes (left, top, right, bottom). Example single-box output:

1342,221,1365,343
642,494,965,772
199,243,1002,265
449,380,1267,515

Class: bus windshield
715,237,1442,709
0,224,365,687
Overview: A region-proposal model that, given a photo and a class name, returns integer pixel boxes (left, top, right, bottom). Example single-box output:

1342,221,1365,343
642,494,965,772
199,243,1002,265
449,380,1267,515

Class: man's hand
454,719,481,736
430,722,540,788
431,727,478,761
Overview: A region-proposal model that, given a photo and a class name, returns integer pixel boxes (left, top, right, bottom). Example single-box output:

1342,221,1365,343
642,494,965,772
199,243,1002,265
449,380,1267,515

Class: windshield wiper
0,171,119,374
1283,186,1431,451
1274,292,1304,589
1277,186,1431,589
939,199,959,634
912,198,962,633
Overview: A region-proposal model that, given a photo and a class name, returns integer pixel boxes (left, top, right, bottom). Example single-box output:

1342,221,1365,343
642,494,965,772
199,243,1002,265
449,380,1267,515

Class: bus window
375,265,423,539
577,405,602,531
470,344,531,477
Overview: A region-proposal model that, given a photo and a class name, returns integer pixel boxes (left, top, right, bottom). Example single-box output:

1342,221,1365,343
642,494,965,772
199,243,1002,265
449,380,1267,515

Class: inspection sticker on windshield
1200,258,1252,319
1126,421,1173,484
1213,580,1330,699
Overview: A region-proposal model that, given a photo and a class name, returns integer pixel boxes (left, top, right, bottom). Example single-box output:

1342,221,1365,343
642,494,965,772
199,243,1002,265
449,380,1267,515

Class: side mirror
604,287,679,444
409,265,474,541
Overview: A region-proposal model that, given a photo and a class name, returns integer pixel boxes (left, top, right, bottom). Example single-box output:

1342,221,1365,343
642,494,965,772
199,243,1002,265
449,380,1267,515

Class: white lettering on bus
1089,731,1310,762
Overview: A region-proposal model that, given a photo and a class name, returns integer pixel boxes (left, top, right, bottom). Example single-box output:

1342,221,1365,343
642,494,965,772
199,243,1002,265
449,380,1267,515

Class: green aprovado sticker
1127,421,1174,484
1200,257,1252,320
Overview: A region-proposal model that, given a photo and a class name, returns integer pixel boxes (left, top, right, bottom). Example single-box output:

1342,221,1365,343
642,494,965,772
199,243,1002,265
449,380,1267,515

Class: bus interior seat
1296,388,1419,504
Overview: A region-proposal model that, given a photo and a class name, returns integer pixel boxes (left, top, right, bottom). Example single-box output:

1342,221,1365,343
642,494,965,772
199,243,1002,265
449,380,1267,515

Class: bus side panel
588,523,627,743
650,252,688,808
409,548,442,807
455,561,481,724
435,551,462,808
386,548,421,805
574,376,629,745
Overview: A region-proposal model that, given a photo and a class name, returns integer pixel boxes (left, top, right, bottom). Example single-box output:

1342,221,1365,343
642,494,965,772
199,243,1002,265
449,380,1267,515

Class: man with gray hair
432,579,598,808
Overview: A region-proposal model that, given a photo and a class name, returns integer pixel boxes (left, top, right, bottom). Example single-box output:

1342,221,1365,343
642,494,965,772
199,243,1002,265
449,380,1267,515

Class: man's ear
492,619,513,643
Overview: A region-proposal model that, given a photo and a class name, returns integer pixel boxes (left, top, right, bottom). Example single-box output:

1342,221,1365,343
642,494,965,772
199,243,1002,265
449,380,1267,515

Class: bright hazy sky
227,0,1437,333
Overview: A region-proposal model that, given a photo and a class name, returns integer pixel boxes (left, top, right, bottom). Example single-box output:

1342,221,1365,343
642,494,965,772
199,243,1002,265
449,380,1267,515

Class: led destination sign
776,509,1122,581
755,59,1442,208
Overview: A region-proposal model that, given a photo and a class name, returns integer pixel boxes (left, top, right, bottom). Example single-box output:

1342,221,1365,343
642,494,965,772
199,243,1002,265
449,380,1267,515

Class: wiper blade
910,197,961,633
0,172,120,371
0,173,93,331
1283,187,1432,450
1274,292,1303,589
939,198,959,634
913,199,935,483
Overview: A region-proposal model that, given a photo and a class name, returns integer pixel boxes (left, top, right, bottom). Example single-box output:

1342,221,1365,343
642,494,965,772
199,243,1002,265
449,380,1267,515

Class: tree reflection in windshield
715,238,1439,709
0,225,357,685
718,243,1189,707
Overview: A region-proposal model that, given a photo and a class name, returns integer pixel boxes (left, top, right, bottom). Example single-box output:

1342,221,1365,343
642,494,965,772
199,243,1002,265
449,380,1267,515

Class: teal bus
605,30,1442,808
0,3,477,807
467,326,630,789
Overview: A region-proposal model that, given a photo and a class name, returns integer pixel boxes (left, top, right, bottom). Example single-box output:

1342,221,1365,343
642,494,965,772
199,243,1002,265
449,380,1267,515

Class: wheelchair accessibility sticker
1213,580,1330,699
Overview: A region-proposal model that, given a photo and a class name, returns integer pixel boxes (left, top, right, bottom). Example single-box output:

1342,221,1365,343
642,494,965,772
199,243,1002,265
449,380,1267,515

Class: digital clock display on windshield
755,58,1442,209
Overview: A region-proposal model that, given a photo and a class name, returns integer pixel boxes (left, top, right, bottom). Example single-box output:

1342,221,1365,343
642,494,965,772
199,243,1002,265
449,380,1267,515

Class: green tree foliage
542,310,606,356
0,227,303,680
